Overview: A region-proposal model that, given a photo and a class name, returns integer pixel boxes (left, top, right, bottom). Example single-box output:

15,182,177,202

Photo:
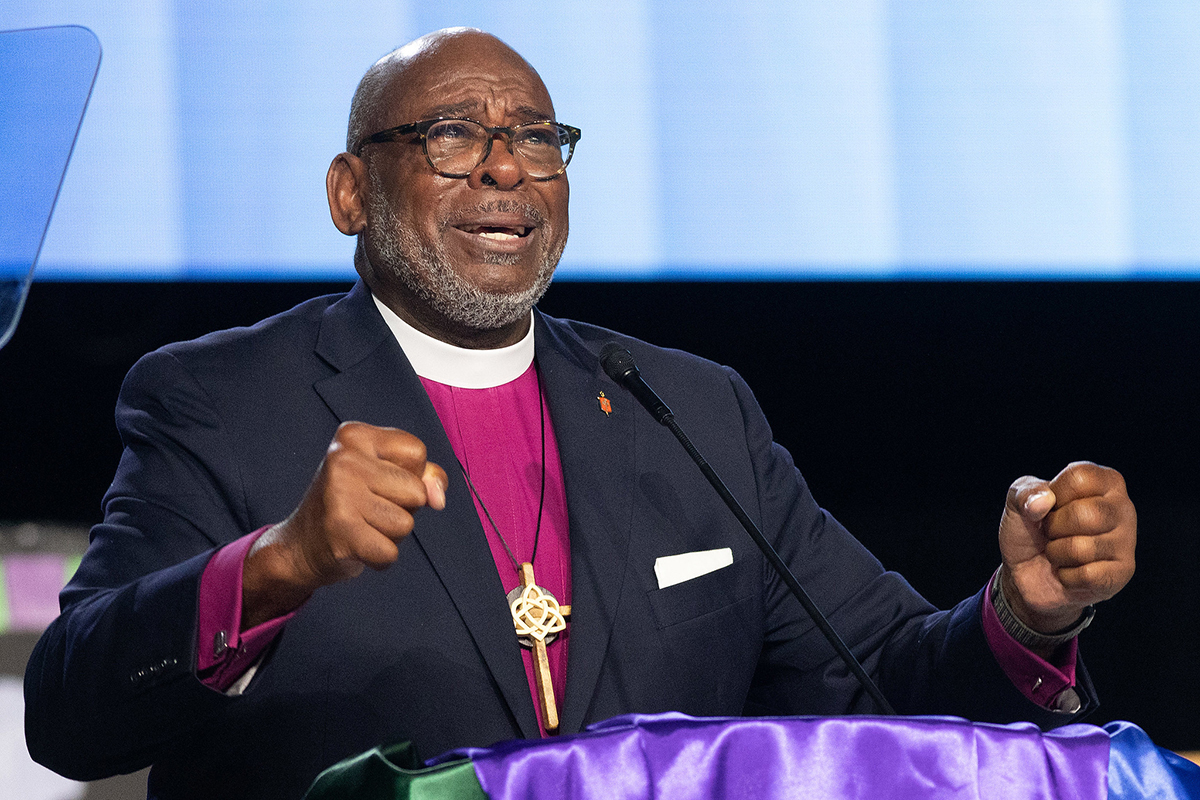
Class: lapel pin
597,391,612,415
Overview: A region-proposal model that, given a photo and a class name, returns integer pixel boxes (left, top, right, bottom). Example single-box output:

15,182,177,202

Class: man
25,28,1136,800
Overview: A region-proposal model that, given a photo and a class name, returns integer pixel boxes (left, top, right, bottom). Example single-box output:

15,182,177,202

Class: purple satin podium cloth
433,713,1198,800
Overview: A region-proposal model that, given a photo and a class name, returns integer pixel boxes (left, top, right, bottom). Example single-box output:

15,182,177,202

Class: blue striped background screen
5,2,1200,280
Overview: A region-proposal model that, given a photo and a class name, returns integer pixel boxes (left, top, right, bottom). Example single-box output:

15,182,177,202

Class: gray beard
367,173,562,332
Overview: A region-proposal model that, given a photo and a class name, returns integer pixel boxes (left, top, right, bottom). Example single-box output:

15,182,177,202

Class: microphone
599,343,672,423
600,342,896,716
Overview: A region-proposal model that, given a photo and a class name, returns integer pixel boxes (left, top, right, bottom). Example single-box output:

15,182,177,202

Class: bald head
346,28,549,154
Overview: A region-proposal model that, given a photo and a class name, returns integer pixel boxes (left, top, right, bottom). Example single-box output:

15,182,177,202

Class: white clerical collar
372,293,535,389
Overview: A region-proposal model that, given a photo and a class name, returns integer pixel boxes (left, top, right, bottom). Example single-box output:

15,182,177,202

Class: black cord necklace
457,366,547,573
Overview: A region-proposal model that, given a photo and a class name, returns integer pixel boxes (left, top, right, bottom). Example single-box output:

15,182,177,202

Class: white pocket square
654,547,733,589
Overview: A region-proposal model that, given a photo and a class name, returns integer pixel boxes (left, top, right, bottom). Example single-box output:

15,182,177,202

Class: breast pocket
645,558,756,629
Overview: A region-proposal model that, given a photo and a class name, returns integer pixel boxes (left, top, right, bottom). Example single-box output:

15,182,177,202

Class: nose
469,130,523,190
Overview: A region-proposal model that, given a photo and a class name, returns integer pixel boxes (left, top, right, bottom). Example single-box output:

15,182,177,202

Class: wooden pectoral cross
508,562,570,733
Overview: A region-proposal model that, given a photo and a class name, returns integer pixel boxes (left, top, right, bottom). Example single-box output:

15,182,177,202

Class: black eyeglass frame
353,117,582,180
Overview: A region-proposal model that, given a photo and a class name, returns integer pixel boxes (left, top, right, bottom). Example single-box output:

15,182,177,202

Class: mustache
442,199,547,227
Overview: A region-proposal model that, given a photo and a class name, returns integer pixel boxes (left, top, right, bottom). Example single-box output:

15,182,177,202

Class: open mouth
457,224,533,241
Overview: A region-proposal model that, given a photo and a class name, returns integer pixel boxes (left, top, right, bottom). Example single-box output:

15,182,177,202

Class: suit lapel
311,283,540,739
534,314,637,735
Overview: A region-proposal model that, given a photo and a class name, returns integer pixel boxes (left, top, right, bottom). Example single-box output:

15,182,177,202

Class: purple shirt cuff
197,526,293,692
982,571,1079,708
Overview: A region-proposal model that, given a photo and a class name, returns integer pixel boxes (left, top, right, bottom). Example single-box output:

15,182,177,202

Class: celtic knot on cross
510,583,567,644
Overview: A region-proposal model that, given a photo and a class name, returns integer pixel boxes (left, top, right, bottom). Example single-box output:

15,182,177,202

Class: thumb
422,461,448,510
1006,476,1056,524
999,476,1056,567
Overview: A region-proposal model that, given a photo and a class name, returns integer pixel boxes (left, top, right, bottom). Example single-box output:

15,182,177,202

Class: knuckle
386,505,416,536
1074,536,1096,563
335,420,366,440
377,428,428,469
323,443,351,469
1052,537,1077,561
1067,461,1127,496
363,538,399,569
1050,497,1113,537
399,434,427,464
1050,537,1089,565
1066,463,1093,491
1081,562,1123,596
1072,500,1103,531
363,495,415,537
1101,501,1124,531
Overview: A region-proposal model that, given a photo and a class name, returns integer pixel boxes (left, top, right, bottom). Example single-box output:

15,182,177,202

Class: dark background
2,279,1196,750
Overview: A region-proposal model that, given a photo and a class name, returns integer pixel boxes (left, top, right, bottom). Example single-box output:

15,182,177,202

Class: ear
327,153,368,235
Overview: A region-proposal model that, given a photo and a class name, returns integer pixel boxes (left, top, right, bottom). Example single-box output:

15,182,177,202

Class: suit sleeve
23,349,251,780
725,367,1095,727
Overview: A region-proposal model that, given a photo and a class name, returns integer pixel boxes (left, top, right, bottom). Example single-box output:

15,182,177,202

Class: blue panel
888,0,1129,270
1,2,1200,279
1122,0,1200,265
647,1,896,274
0,25,99,348
0,26,99,275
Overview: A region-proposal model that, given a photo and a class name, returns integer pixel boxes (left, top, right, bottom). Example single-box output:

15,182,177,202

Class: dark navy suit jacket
24,282,1092,799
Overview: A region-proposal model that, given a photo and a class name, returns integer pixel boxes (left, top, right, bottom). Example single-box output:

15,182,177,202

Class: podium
306,712,1200,799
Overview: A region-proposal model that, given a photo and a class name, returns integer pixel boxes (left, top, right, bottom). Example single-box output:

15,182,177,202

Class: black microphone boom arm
599,342,896,716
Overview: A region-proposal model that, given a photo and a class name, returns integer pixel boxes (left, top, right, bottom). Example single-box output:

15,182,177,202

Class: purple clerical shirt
419,365,572,738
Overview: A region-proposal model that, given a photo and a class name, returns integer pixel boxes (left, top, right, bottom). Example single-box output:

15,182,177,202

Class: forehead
381,37,555,125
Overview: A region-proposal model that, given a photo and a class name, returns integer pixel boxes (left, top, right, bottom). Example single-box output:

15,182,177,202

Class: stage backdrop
3,1,1200,280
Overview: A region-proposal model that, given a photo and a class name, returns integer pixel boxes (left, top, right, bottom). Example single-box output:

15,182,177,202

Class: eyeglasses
354,118,582,180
